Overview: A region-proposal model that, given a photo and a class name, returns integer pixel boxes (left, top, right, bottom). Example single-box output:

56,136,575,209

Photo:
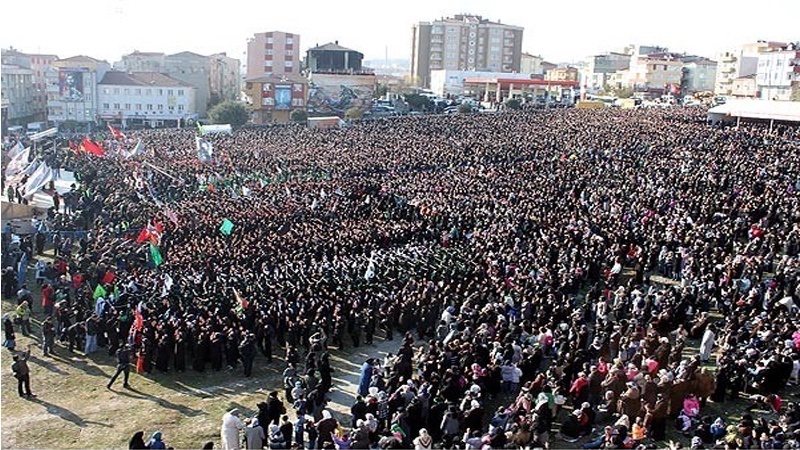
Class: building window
114,103,120,110
168,105,174,111
136,104,142,110
135,88,141,95
147,104,153,110
115,88,121,94
285,66,292,73
103,88,110,95
286,37,293,45
285,61,293,68
168,90,173,96
103,103,110,109
125,104,131,110
266,37,274,44
178,90,184,96
265,60,273,67
286,50,294,56
178,105,184,111
146,89,152,95
266,49,273,56
158,104,164,110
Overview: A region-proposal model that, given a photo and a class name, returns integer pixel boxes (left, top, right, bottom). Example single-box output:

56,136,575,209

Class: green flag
220,218,234,236
93,284,107,300
150,243,164,266
197,121,204,134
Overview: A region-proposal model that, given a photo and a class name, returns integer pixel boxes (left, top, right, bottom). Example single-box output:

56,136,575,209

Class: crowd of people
3,106,800,449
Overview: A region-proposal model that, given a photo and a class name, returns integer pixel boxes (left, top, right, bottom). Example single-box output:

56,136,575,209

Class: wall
307,73,376,115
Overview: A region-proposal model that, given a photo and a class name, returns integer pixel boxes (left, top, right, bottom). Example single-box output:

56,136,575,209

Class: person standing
239,332,257,377
41,316,56,356
11,344,35,398
15,300,32,337
221,408,245,450
108,344,132,389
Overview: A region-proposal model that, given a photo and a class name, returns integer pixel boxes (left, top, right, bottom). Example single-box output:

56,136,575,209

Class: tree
404,94,431,112
375,84,389,99
344,107,364,119
208,101,250,128
290,109,308,123
505,98,521,110
457,103,473,114
614,87,635,99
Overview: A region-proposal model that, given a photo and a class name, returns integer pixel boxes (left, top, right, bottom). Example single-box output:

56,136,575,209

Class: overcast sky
2,0,798,66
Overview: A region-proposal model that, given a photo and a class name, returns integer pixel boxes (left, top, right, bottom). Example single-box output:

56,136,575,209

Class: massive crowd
3,106,800,449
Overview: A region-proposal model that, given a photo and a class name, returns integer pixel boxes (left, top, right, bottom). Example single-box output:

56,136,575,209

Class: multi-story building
545,67,579,83
116,50,241,118
2,49,36,128
583,52,631,91
46,55,111,130
243,73,307,123
680,56,717,94
306,41,365,73
731,75,758,98
96,71,196,128
520,53,545,76
411,14,523,88
715,41,786,96
246,31,300,79
756,43,800,101
1,49,58,128
619,52,683,92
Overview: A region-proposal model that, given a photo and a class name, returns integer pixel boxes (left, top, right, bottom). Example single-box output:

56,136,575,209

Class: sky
2,0,798,67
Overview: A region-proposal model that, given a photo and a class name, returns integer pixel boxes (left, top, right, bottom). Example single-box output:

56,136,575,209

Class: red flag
107,123,127,140
234,288,249,309
153,220,164,236
133,310,144,331
135,227,151,244
68,140,79,153
80,137,105,156
102,271,116,285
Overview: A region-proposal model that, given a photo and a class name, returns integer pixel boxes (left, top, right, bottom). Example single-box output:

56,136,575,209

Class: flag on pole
7,141,25,159
233,288,249,309
80,137,105,156
124,139,143,158
164,207,180,228
149,243,164,266
22,161,54,198
4,147,31,177
195,136,213,163
196,121,204,134
107,123,127,140
219,218,234,236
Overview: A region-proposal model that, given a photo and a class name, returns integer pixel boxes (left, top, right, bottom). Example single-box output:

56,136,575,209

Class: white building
715,41,786,96
46,55,111,130
756,43,800,101
97,71,196,128
430,69,534,97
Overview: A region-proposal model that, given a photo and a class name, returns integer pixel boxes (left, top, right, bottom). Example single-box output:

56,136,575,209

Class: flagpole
142,161,181,183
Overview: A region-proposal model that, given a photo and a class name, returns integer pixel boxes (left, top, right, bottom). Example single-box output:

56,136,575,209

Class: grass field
2,262,798,449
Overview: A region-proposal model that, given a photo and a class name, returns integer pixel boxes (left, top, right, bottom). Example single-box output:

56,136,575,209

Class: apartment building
411,14,523,88
756,43,800,101
97,71,196,128
246,31,300,79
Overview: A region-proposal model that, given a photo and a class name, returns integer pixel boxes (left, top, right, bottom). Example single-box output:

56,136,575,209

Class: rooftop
99,71,193,87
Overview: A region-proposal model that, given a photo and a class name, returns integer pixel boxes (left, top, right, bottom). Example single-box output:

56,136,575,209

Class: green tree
344,107,364,119
505,98,521,110
404,93,431,112
375,84,389,99
208,101,250,128
614,87,634,98
290,109,308,123
457,103,473,114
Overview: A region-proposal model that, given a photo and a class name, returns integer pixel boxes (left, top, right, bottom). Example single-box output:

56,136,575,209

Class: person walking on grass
108,344,132,389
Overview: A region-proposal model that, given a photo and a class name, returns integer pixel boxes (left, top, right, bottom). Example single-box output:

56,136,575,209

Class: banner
219,218,234,236
4,147,30,177
23,162,53,198
196,136,213,163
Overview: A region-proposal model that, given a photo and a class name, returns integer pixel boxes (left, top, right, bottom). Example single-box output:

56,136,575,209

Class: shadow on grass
29,396,113,428
114,385,207,417
29,354,69,376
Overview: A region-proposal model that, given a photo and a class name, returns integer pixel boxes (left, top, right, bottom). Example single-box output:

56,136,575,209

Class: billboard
274,85,292,110
58,69,86,101
307,73,376,115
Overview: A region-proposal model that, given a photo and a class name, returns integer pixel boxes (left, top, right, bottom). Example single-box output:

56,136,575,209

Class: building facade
96,72,196,128
411,14,523,88
680,57,717,94
116,50,241,118
520,53,545,76
731,75,758,98
715,41,786,96
306,42,365,73
756,43,800,101
430,70,534,97
545,67,579,82
246,31,300,79
46,55,111,130
583,52,631,91
618,52,683,92
243,74,307,123
1,49,58,128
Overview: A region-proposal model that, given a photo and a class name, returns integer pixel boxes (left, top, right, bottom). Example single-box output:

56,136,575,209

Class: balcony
720,54,737,63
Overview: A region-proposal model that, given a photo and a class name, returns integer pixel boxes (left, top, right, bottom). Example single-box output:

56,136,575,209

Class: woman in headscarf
316,409,338,449
127,431,146,449
146,431,166,449
221,408,245,450
412,428,433,450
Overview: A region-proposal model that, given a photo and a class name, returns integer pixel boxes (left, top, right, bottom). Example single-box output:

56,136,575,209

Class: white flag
4,147,31,177
125,139,143,158
6,141,25,159
23,162,53,198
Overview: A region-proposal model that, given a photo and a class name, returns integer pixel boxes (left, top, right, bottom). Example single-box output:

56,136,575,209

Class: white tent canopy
708,99,800,124
199,124,232,135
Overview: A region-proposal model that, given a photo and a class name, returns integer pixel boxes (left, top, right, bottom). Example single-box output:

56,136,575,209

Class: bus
586,95,617,107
